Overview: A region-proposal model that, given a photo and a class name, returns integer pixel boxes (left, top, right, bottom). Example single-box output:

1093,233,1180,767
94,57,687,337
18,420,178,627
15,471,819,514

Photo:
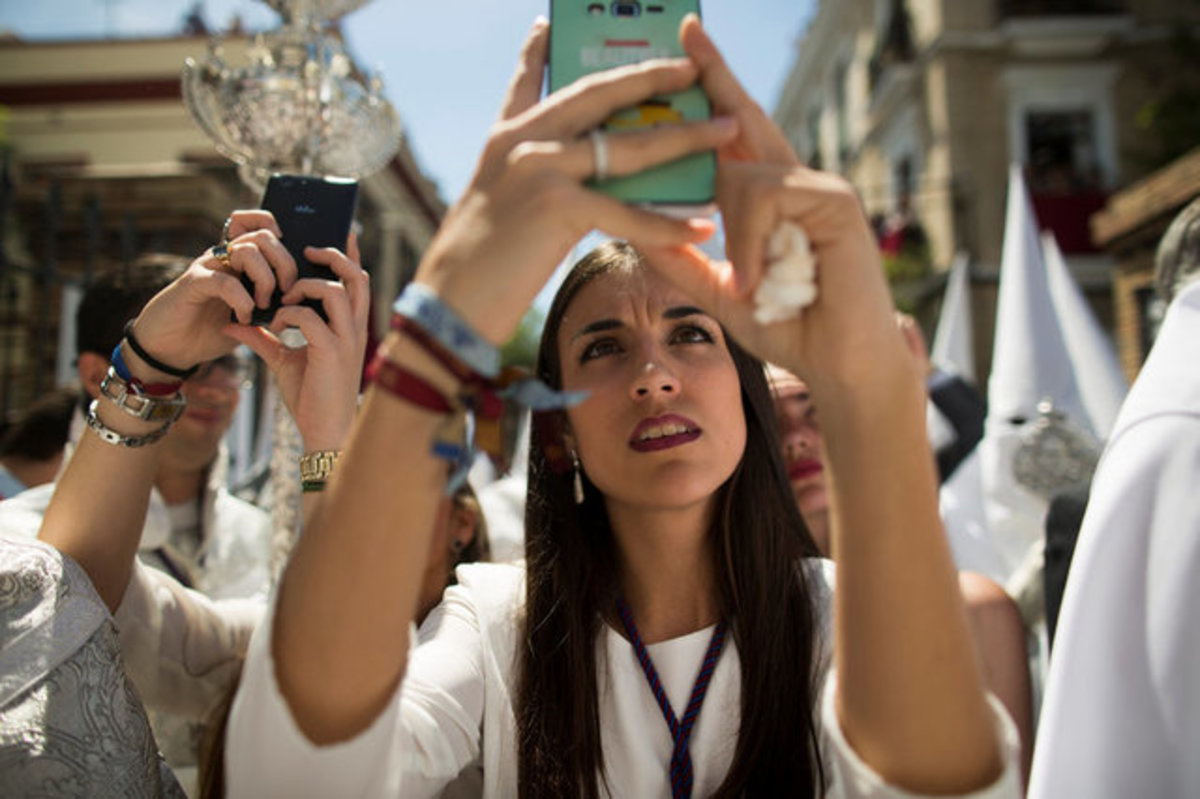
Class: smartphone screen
240,174,359,326
548,0,714,209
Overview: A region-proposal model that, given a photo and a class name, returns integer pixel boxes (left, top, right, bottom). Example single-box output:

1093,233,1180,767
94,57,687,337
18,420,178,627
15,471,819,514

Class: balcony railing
1000,0,1126,17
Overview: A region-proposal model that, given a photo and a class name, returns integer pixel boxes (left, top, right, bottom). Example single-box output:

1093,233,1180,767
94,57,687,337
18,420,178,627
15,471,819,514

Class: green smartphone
547,0,715,210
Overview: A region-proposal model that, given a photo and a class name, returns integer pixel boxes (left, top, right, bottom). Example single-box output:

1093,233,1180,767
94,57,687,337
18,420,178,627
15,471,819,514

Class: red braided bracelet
365,354,454,414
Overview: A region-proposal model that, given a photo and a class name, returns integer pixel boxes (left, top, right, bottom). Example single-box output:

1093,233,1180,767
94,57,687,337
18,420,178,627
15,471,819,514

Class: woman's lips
788,459,823,481
629,414,701,453
184,406,226,425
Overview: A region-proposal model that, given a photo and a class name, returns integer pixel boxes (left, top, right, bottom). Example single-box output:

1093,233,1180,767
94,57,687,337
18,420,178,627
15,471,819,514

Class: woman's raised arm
38,211,290,611
267,18,738,745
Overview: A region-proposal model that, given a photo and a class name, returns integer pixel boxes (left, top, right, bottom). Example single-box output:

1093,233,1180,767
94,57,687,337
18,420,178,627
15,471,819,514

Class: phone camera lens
587,2,605,13
611,1,641,17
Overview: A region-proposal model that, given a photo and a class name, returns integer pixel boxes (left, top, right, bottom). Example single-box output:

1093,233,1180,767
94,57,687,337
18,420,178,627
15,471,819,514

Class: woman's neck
606,499,720,644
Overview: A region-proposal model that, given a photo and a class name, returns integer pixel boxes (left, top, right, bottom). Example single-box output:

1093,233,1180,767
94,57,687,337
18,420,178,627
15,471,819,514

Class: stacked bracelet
110,342,183,396
122,320,199,380
100,366,186,425
87,346,187,447
85,400,172,447
372,283,588,492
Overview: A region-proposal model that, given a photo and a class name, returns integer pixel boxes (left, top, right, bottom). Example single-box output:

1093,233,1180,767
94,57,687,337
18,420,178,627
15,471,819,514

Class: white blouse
226,560,1020,798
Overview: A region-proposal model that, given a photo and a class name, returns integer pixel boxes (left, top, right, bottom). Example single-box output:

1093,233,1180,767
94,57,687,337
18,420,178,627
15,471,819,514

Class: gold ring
211,243,232,269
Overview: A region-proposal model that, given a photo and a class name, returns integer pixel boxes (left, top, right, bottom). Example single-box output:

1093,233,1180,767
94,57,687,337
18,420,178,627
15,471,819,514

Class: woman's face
557,266,746,516
768,367,829,520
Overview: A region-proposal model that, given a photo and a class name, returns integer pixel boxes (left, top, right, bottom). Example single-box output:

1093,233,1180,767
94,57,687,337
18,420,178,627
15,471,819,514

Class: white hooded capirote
1029,276,1200,798
1042,232,1128,440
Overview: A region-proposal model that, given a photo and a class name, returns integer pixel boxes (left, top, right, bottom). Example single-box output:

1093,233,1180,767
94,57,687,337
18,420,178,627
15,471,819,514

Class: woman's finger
226,209,283,241
719,164,784,297
570,188,717,250
201,267,258,325
223,322,286,369
269,304,339,354
242,228,299,293
226,241,278,309
509,115,737,182
302,245,370,327
497,17,550,122
680,16,797,165
280,279,354,342
532,57,700,141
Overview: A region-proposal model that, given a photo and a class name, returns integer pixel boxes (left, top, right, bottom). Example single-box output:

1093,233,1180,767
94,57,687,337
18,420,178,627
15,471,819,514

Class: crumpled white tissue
753,220,818,325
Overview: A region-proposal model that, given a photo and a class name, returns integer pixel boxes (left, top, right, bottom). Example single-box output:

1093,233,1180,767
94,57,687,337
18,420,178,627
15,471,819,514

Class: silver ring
589,128,610,182
220,216,233,244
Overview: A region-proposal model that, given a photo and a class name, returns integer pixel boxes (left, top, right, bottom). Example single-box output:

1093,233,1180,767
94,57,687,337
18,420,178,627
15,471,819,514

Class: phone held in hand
547,0,714,212
239,174,359,326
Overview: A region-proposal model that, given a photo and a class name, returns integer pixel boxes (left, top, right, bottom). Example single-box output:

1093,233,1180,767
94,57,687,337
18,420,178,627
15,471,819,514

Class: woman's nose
630,359,680,401
784,435,809,460
782,423,816,459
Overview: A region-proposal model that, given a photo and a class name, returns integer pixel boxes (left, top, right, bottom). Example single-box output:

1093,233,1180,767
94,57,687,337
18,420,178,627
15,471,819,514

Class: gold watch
299,449,341,482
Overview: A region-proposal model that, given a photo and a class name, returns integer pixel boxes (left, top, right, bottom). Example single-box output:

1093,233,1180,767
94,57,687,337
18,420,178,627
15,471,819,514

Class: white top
226,561,1021,798
1029,279,1200,798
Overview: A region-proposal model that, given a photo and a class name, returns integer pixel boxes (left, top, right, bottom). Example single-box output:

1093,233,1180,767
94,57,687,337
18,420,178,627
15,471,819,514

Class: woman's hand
413,18,739,346
645,162,903,392
226,235,369,452
128,209,294,374
643,17,905,391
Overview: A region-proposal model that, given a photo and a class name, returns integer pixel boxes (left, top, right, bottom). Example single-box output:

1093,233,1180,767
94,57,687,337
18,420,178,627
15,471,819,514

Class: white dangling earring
571,450,585,505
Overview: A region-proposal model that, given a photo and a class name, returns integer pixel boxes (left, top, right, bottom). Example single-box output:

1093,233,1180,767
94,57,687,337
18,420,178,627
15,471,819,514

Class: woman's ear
76,352,110,400
533,409,575,473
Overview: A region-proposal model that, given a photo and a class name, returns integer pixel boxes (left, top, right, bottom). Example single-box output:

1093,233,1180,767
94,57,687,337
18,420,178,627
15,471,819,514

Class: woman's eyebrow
663,305,708,320
572,318,623,342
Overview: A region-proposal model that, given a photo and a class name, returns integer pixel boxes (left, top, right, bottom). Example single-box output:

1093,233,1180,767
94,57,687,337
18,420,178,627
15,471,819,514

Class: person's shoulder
0,536,106,642
454,561,525,599
802,556,835,591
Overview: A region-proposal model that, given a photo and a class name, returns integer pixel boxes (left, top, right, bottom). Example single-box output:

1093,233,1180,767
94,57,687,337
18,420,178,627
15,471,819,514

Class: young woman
114,16,1013,798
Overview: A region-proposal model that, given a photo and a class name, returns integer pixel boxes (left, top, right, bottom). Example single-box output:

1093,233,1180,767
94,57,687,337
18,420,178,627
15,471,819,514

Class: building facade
774,0,1200,378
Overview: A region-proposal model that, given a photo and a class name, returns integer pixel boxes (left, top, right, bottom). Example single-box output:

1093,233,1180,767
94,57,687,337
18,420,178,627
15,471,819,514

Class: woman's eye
671,324,714,345
580,338,621,362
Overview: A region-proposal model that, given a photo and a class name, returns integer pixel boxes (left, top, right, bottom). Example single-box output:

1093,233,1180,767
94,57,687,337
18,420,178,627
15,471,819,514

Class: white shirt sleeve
114,559,262,719
225,580,488,799
819,672,1023,799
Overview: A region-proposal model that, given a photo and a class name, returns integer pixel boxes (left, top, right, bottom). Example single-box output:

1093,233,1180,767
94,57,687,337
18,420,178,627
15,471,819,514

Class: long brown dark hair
516,242,826,797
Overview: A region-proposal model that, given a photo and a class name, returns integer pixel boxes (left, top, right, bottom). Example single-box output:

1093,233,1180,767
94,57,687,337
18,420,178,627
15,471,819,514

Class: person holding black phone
7,208,369,796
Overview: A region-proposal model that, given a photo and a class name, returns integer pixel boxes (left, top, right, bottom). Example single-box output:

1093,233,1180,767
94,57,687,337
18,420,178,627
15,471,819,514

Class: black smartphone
238,174,359,326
